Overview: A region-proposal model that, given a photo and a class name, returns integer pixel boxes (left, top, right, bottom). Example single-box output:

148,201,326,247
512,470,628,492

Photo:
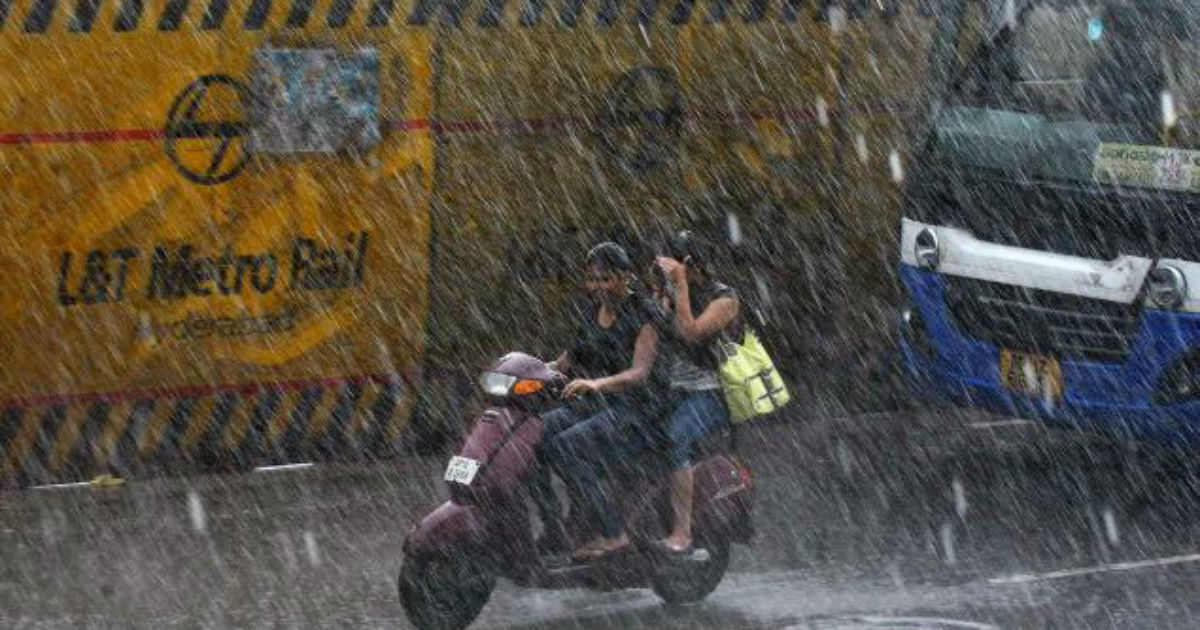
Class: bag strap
714,319,758,364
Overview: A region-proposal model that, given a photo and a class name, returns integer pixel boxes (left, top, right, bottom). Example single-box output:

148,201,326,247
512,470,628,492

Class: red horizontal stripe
0,107,837,146
3,370,418,410
0,128,164,145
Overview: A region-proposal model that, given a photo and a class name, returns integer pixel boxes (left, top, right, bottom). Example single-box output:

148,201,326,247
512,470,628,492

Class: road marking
990,553,1200,584
970,419,1032,429
28,474,125,491
253,462,315,473
31,480,93,490
790,616,999,630
849,617,999,630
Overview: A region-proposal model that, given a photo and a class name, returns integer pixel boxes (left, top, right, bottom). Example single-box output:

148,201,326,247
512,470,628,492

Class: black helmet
585,241,633,273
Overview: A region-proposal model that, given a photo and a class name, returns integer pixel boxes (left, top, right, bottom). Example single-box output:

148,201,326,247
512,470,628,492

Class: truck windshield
952,1,1177,135
910,0,1200,260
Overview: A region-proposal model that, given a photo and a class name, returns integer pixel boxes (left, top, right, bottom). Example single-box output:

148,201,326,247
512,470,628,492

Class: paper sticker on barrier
249,47,382,154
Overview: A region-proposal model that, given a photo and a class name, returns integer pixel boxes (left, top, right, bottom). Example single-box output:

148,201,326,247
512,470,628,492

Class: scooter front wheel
649,537,731,604
399,552,495,630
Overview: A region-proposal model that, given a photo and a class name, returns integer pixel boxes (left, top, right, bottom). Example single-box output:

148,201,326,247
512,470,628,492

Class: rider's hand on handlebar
562,379,601,399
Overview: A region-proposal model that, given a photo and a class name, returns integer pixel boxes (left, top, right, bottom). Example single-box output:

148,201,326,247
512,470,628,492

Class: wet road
3,409,1198,630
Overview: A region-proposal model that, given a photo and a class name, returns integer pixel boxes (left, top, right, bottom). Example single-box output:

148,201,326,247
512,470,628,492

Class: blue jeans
543,404,650,539
666,389,729,470
529,406,582,541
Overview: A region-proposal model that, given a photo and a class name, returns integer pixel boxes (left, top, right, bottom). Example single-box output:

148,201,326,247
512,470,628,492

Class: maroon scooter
399,352,755,630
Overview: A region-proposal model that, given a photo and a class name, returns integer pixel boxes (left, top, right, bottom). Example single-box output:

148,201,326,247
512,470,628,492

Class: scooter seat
691,427,738,461
607,425,737,487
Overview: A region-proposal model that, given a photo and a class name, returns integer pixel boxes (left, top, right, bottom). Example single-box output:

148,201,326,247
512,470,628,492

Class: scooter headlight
479,372,517,396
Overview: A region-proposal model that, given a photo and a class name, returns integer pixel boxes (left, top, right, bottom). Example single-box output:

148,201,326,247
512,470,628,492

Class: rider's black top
566,292,668,416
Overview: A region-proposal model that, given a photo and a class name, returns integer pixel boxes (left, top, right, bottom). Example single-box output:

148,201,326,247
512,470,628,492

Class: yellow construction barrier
0,0,973,485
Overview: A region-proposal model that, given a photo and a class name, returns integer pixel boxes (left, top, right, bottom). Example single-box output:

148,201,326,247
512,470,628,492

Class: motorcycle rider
533,241,666,559
652,230,740,555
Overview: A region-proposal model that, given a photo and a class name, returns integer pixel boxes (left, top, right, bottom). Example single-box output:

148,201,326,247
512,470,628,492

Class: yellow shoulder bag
716,327,791,424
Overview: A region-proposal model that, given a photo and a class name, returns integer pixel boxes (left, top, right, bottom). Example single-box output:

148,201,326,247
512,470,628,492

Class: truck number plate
443,456,481,485
999,348,1063,401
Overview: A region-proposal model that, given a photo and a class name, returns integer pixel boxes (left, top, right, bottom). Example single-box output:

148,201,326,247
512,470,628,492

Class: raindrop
278,532,299,573
887,561,907,591
304,530,322,566
940,522,957,565
1162,91,1178,129
835,440,854,476
817,97,830,128
952,477,968,519
889,149,905,183
1103,508,1120,546
187,489,206,534
727,212,743,246
1036,372,1056,410
753,269,774,311
828,5,847,36
855,134,869,164
1022,360,1038,392
40,510,64,545
137,311,154,342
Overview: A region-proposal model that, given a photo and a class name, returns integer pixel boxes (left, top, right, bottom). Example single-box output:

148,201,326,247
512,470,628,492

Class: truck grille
942,276,1141,362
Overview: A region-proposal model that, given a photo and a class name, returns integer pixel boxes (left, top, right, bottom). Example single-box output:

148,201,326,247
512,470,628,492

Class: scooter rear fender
403,501,489,558
693,455,756,544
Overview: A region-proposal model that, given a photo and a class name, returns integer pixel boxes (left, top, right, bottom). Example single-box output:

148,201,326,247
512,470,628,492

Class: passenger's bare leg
663,467,694,551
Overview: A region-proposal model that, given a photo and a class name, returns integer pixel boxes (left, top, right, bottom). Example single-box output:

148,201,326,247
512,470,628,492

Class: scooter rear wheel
399,553,495,630
649,537,730,604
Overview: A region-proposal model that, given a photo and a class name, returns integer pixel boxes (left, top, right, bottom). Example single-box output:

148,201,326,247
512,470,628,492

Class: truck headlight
1148,265,1187,309
914,228,940,271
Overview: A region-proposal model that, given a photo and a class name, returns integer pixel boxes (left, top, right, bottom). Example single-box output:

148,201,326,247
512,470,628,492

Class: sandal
569,538,607,562
651,538,694,556
571,538,630,563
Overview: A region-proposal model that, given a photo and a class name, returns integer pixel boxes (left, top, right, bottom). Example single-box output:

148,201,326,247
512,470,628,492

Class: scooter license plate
443,456,481,485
